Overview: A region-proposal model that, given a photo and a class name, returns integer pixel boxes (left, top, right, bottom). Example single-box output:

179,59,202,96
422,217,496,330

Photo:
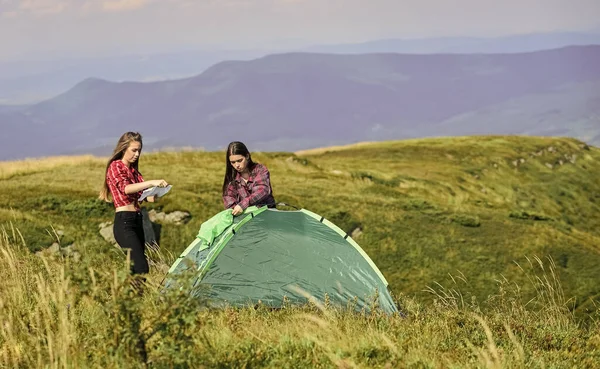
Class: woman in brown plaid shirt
222,141,276,216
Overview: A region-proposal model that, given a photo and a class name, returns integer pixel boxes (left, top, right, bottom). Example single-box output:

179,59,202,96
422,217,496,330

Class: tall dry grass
0,155,104,180
1,224,598,368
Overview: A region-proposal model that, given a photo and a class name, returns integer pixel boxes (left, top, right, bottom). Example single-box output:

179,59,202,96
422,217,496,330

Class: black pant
113,211,149,275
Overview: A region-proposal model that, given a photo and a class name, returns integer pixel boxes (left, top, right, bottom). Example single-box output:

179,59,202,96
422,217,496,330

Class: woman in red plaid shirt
222,141,276,216
99,132,169,279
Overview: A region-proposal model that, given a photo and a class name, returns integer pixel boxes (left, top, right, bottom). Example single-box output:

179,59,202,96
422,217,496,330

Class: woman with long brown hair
100,131,169,277
222,141,275,216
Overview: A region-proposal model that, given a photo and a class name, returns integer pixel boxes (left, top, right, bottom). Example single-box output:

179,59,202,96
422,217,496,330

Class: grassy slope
0,135,599,313
1,135,600,367
294,136,600,311
2,236,598,368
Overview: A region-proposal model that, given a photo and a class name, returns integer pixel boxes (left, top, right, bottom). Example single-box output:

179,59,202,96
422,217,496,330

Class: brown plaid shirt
223,163,275,210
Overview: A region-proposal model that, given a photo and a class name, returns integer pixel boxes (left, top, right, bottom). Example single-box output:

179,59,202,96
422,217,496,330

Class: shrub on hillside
401,198,437,211
509,210,552,221
23,195,112,218
351,172,401,187
449,214,481,227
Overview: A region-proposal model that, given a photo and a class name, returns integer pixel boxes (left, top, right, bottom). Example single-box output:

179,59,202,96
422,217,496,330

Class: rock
351,227,363,239
512,158,525,167
559,160,564,166
285,156,309,165
99,223,117,245
48,243,60,253
148,209,162,222
60,244,82,262
148,209,191,225
36,243,60,257
99,221,112,229
61,244,74,255
570,154,577,164
331,170,343,175
493,163,498,169
35,243,81,262
545,163,554,169
166,211,191,225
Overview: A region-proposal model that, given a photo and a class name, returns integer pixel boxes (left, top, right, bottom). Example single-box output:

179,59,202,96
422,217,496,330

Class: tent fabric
166,206,265,276
196,208,233,246
196,206,260,246
164,207,397,314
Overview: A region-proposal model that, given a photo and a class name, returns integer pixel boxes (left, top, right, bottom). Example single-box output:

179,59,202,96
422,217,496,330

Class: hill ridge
1,46,599,160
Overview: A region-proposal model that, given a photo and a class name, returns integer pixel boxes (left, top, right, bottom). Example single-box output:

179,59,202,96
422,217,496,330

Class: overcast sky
1,0,599,60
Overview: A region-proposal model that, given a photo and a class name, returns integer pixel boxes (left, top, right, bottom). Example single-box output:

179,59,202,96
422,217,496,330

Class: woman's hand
232,205,244,216
150,179,169,188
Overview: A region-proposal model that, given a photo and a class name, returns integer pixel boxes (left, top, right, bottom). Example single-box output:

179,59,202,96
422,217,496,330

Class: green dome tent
163,206,398,314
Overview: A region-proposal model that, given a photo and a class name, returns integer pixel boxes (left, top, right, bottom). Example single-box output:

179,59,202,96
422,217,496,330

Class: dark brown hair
222,141,256,195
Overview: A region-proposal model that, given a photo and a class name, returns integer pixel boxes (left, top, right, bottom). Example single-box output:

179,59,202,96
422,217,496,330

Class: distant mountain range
0,49,270,105
1,45,599,160
306,31,600,54
1,31,599,105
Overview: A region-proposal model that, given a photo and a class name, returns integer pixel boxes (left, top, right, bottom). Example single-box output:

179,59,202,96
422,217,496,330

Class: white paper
139,185,172,202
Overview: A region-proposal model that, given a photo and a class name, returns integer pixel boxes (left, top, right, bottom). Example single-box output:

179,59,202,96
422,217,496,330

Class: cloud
0,11,17,18
4,0,65,15
0,0,161,17
0,0,286,18
102,0,150,12
0,0,70,17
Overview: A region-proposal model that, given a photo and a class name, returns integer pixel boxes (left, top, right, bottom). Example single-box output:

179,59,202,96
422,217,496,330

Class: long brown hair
99,132,143,202
222,141,256,195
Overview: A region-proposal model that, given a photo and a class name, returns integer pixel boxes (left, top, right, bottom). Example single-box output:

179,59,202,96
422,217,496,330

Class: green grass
1,229,599,368
0,135,599,367
1,135,599,308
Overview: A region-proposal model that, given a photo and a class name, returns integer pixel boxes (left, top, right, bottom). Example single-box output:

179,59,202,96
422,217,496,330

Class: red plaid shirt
223,163,275,210
106,160,144,210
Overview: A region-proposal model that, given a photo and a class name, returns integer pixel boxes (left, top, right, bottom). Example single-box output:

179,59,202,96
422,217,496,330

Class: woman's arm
223,183,238,209
124,179,167,194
